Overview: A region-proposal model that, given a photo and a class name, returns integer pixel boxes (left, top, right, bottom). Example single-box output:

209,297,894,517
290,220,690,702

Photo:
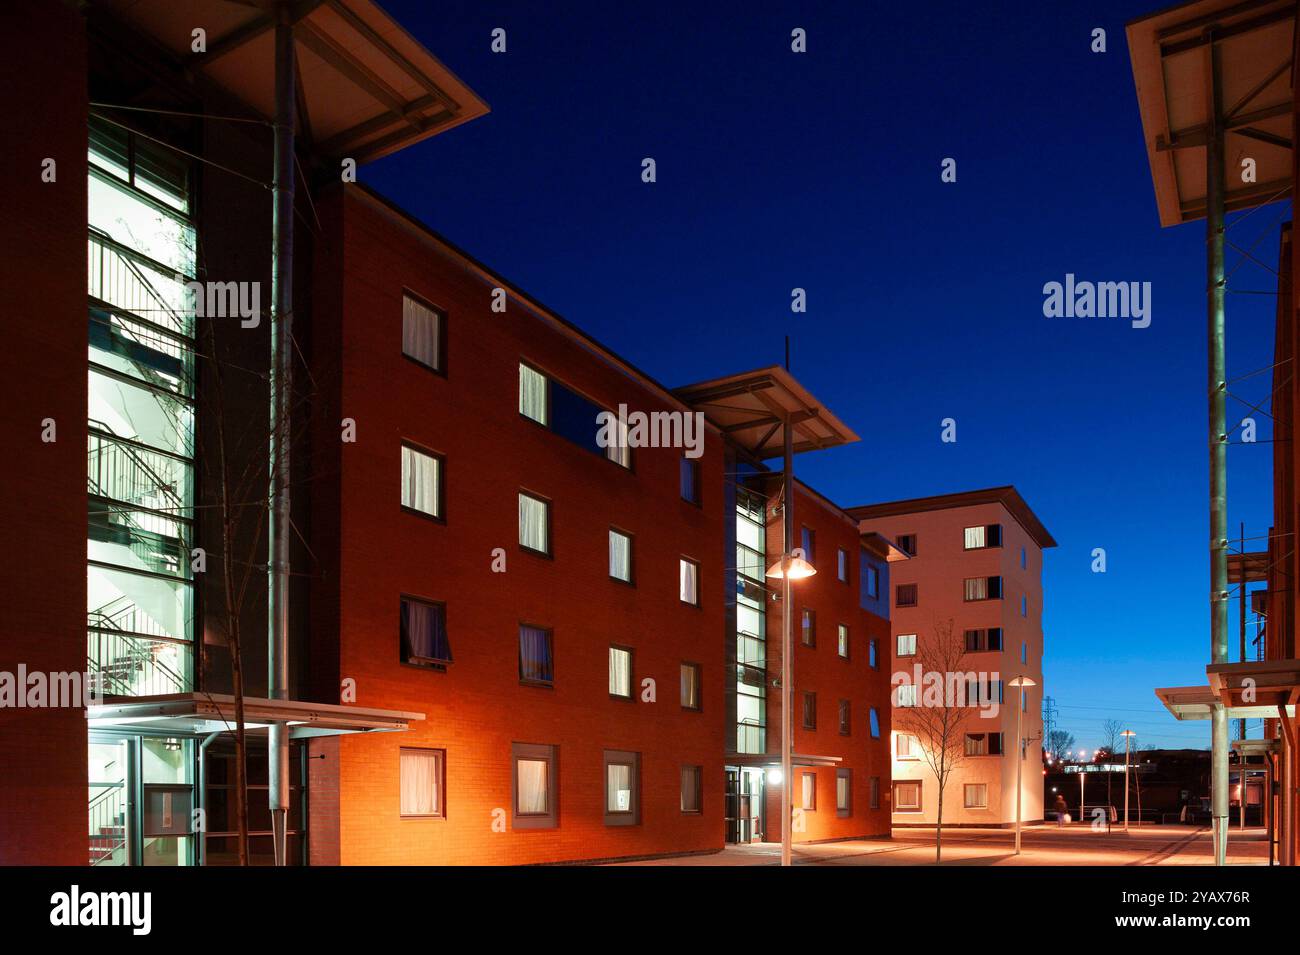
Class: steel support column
1205,27,1230,868
268,2,297,867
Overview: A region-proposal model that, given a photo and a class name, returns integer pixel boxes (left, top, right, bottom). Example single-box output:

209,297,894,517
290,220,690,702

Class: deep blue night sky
362,0,1287,750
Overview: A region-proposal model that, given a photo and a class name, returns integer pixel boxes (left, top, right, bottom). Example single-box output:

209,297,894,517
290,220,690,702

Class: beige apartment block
848,488,1055,828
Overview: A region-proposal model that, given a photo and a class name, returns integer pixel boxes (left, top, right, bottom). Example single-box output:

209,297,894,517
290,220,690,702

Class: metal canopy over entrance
88,693,425,738
92,0,489,162
1129,0,1295,227
674,365,859,459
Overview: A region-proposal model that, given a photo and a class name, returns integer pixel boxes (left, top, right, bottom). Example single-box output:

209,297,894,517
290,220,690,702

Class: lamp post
1009,676,1036,855
1079,750,1088,824
1122,729,1136,832
765,415,815,867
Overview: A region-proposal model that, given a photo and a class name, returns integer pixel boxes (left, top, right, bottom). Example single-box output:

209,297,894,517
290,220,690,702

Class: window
679,558,700,605
966,677,1004,705
964,783,989,809
1021,594,1028,617
603,415,631,469
896,734,918,759
609,528,633,583
838,699,851,736
864,564,879,599
1020,546,1027,569
511,743,558,829
800,526,815,562
680,457,700,504
897,632,917,657
801,609,816,647
518,625,553,686
963,575,1002,601
518,492,550,555
518,362,548,425
869,639,878,669
837,548,848,582
836,769,852,817
1021,642,1028,665
896,684,918,707
870,776,880,810
401,293,443,372
800,772,817,811
400,596,451,668
837,624,850,658
608,646,633,698
964,628,1003,652
399,748,444,817
400,444,442,519
963,523,1002,549
802,691,817,730
604,750,640,825
896,583,917,607
965,733,989,756
896,534,917,556
680,662,701,711
895,781,922,812
869,707,881,738
681,765,702,814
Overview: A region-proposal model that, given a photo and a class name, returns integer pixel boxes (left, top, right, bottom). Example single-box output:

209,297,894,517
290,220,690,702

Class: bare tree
1046,729,1076,763
1100,719,1123,811
893,618,982,863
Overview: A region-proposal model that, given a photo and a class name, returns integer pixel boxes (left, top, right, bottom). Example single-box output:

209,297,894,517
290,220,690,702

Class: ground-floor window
800,771,817,811
681,765,702,813
604,750,641,825
836,769,852,817
399,748,445,817
964,783,989,809
512,743,558,829
894,780,922,812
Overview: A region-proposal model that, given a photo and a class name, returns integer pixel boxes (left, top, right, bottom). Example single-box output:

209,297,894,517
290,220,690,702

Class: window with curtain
964,783,988,809
401,293,442,371
801,609,815,647
680,765,702,813
837,624,849,658
604,416,631,469
518,625,553,685
838,699,851,736
609,646,632,698
963,524,986,549
897,632,917,656
895,781,922,811
680,662,701,710
896,684,917,707
837,548,848,582
519,363,548,425
679,457,700,504
603,749,640,825
964,576,1002,601
400,597,451,667
609,529,632,582
800,772,816,811
400,445,441,518
399,748,443,817
518,492,550,554
511,743,557,828
802,691,816,730
896,734,917,758
964,523,1002,549
836,770,852,815
869,707,881,738
679,558,699,605
965,733,989,756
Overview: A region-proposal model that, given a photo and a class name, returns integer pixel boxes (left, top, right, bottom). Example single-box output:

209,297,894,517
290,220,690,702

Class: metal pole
268,2,297,867
780,414,794,868
1079,765,1085,825
1014,686,1024,854
1239,523,1247,744
1123,733,1131,832
1205,26,1230,868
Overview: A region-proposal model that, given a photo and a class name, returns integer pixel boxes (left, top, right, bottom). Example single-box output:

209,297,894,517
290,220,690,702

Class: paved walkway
613,825,1273,866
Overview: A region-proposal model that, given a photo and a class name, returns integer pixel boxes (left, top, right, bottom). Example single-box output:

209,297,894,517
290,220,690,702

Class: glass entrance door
88,736,130,866
724,767,766,843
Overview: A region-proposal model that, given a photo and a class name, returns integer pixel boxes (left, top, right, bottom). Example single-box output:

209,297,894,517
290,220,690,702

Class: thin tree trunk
935,781,944,864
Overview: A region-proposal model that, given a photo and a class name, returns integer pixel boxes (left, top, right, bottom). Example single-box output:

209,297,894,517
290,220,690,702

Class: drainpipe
267,1,297,867
780,414,793,868
1205,26,1230,869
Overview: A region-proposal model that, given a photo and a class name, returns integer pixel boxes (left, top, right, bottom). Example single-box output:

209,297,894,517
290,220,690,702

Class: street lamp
767,546,815,868
1122,729,1136,831
1008,675,1037,855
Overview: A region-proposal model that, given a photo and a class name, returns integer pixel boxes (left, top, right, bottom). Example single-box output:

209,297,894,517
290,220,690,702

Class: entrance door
88,736,131,866
724,767,766,843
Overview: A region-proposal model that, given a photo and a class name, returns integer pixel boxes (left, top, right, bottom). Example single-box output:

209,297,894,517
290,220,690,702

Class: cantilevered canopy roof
729,753,844,769
92,0,489,163
847,486,1057,549
1228,549,1269,583
1155,657,1300,720
673,366,859,458
861,531,911,562
88,693,425,738
1128,0,1295,227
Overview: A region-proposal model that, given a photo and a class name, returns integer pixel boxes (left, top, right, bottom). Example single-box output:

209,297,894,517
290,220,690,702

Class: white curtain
605,417,631,468
516,759,548,814
964,525,985,549
607,764,632,812
402,295,439,369
680,664,699,708
400,749,439,815
837,775,850,810
609,647,631,696
965,577,988,600
681,767,700,812
897,633,916,655
519,494,548,552
679,559,698,604
401,446,439,516
519,363,548,424
801,773,815,810
609,530,631,581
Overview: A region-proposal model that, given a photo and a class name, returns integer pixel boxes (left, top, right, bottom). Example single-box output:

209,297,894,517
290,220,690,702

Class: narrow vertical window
609,646,633,698
837,548,848,582
400,597,451,667
870,776,880,810
837,623,850,658
679,558,699,605
800,526,815,562
518,625,553,686
869,639,878,669
518,492,550,555
679,456,701,504
801,772,816,811
399,748,444,817
401,293,443,371
400,445,442,519
869,707,881,738
604,750,640,825
680,662,701,710
802,691,817,730
838,699,851,736
801,609,816,647
836,769,852,816
609,528,633,582
680,765,702,814
519,363,548,425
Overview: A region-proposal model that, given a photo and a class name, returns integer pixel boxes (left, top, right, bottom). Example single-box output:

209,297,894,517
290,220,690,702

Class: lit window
836,769,852,816
964,576,1002,601
679,558,699,605
519,363,548,425
837,548,848,582
399,748,444,817
801,609,816,647
400,596,451,668
837,624,850,658
511,743,557,829
801,772,817,811
681,765,702,814
518,492,550,555
604,750,640,825
400,445,442,518
964,783,988,809
680,662,701,711
895,781,922,811
608,646,633,698
896,684,918,708
897,633,917,656
518,625,553,685
609,529,633,582
963,524,1002,549
401,293,442,371
896,733,918,759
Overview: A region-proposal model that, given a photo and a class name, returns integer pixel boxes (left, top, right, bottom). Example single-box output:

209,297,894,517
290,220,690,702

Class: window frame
801,608,816,648
837,623,850,659
608,645,634,700
836,768,853,818
963,783,989,810
518,490,552,558
679,456,702,506
837,547,848,583
894,780,923,812
518,623,554,688
897,632,918,657
680,661,702,712
399,594,451,671
608,526,635,585
399,441,445,524
400,289,447,376
603,750,641,826
511,742,558,829
869,707,881,738
896,582,917,607
398,747,446,819
680,764,703,815
518,360,551,427
838,699,851,736
679,556,701,607
802,691,817,730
